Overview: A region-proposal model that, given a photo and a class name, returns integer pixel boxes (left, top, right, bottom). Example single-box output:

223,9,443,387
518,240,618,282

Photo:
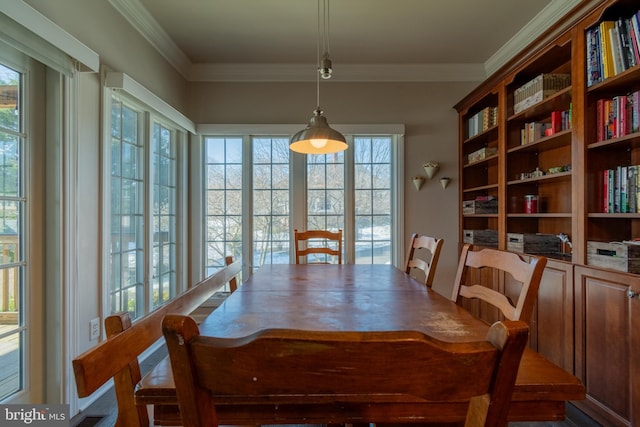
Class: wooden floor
70,343,602,427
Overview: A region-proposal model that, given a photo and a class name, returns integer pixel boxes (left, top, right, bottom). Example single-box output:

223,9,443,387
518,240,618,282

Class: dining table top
197,263,491,342
135,263,585,425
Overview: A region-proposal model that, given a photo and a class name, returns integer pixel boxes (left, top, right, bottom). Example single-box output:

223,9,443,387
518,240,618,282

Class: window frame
102,83,189,321
194,124,405,281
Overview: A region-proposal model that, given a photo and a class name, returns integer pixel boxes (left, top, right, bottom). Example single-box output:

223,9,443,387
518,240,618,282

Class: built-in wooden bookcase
504,37,573,256
459,91,500,239
456,1,640,425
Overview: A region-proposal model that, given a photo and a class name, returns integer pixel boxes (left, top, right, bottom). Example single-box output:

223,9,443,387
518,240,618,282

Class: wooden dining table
135,264,585,425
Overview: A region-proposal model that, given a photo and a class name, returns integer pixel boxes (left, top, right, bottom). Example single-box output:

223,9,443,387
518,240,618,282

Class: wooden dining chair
162,313,529,427
450,243,547,324
294,228,342,264
404,233,444,287
225,255,239,293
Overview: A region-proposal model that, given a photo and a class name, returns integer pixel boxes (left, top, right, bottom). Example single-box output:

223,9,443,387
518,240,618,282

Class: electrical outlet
89,317,100,340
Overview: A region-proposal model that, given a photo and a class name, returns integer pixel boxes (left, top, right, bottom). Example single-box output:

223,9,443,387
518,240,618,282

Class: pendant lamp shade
290,108,347,154
290,0,347,155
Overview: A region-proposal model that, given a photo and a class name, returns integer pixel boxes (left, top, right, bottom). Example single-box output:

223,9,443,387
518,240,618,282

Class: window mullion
242,135,252,275
344,135,355,264
143,111,152,316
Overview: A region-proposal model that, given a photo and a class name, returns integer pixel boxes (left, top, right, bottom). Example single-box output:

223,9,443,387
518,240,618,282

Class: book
597,99,604,141
603,169,609,213
551,111,562,133
632,12,640,65
609,26,623,76
629,165,637,213
600,20,616,79
621,166,628,213
608,168,615,213
625,17,640,66
616,18,633,70
587,26,603,87
631,90,639,133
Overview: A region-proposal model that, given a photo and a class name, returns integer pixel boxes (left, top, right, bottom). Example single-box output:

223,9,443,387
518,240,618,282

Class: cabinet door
528,259,574,371
574,265,640,426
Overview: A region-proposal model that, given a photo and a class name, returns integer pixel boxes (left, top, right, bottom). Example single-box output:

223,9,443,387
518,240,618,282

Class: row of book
513,73,570,114
468,106,498,138
519,108,572,145
595,90,640,142
587,9,640,86
601,165,640,213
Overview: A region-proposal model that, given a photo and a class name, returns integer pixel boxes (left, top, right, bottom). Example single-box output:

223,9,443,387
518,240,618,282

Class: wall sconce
423,161,440,179
440,177,451,189
412,175,425,191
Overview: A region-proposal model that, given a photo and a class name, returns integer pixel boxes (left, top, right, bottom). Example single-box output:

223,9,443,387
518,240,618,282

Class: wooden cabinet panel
530,259,574,371
574,265,640,426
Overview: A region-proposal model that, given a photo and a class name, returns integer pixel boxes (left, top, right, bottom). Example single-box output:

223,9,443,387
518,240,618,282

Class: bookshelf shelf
507,213,572,218
587,131,640,150
507,171,572,186
462,125,498,145
508,129,572,154
463,184,499,193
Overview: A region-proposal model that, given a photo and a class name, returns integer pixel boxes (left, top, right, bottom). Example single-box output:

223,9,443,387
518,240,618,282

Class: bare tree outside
205,137,243,274
253,137,290,267
354,137,392,264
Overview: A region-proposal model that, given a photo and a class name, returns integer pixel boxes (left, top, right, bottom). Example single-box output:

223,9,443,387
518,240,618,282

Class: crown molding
188,63,487,82
112,0,578,83
108,0,191,77
484,0,582,76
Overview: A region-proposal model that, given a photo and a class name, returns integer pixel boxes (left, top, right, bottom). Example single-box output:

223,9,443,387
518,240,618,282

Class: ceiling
110,0,580,82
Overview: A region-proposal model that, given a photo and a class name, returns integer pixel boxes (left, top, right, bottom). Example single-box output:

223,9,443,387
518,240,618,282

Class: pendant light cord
316,0,321,109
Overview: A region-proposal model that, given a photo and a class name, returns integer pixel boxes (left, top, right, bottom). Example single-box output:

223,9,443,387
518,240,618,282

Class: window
0,63,25,400
107,93,186,320
152,122,177,308
204,137,243,275
253,137,290,266
353,137,392,264
203,129,402,274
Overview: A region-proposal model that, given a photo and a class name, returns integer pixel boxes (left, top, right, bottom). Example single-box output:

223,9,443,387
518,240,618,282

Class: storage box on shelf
467,146,498,164
463,198,498,214
513,73,571,114
507,233,561,255
463,229,498,247
587,240,640,273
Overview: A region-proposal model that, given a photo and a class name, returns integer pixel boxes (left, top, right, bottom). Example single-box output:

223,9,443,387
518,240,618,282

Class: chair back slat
294,229,342,264
451,244,547,323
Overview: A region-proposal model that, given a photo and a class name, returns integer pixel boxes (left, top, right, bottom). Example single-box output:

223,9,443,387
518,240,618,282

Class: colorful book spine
600,20,616,79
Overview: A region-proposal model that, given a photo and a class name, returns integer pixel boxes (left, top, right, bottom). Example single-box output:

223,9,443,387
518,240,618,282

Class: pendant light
290,0,347,155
